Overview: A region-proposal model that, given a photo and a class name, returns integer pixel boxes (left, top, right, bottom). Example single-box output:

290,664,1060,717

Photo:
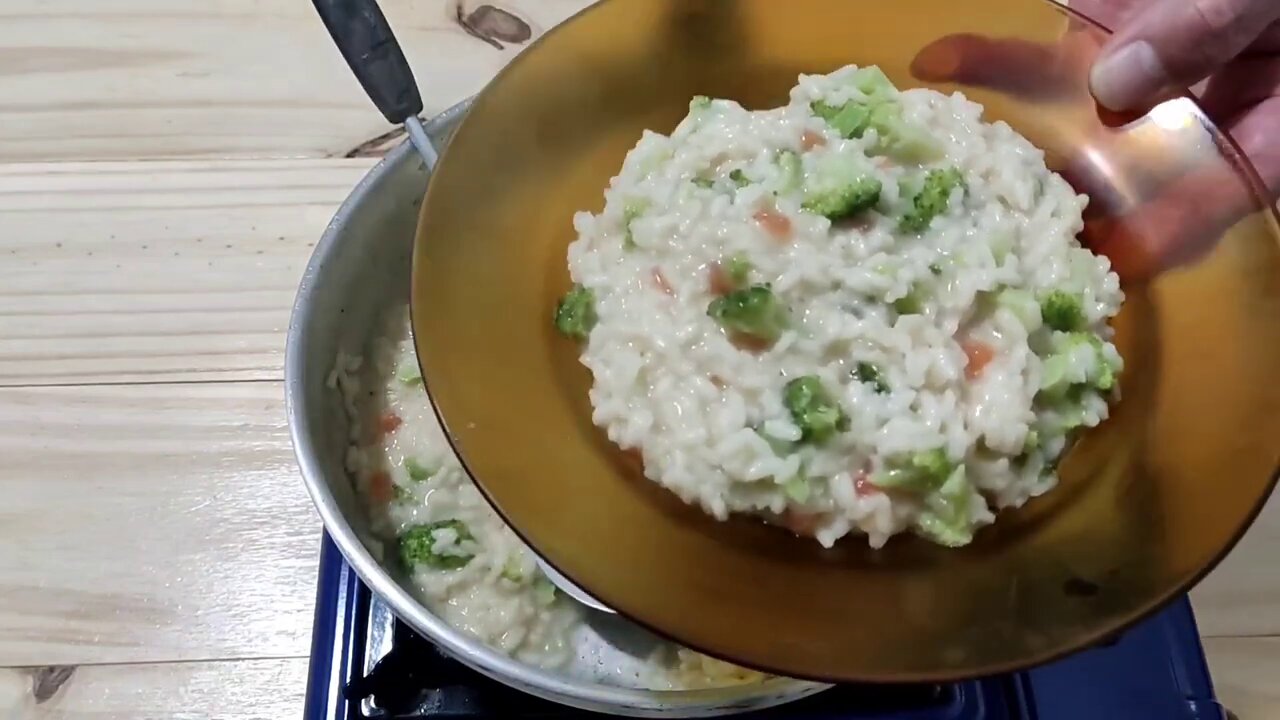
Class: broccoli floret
811,100,873,139
855,361,890,394
399,520,475,570
873,448,955,492
893,285,926,315
997,287,1043,331
850,66,897,100
690,95,711,112
405,458,436,482
1022,429,1041,454
533,577,557,606
729,168,750,187
622,198,649,248
554,284,596,340
776,150,802,194
803,176,882,219
782,474,812,504
801,152,882,219
866,103,944,163
1038,331,1119,400
707,284,789,345
782,376,851,445
725,254,753,288
500,557,527,583
1040,290,1086,332
899,167,966,233
692,175,715,189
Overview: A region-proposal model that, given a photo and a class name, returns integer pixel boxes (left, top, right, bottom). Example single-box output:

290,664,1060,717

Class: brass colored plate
412,0,1280,682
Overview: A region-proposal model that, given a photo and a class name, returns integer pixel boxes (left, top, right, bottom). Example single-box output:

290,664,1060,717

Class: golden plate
412,0,1280,681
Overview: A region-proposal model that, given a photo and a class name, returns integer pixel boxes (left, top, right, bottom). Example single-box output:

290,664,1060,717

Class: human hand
910,0,1280,283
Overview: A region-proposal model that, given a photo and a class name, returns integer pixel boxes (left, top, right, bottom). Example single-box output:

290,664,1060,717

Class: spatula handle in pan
312,0,423,125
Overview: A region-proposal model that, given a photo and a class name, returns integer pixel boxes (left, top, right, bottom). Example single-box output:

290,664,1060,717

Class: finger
1083,102,1280,285
1222,96,1280,200
910,32,1093,102
1091,0,1280,111
1198,52,1280,124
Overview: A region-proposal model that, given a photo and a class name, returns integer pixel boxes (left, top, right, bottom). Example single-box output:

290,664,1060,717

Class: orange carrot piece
962,339,997,379
753,208,793,242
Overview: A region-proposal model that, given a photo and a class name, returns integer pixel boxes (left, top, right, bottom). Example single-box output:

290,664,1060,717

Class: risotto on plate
555,64,1123,549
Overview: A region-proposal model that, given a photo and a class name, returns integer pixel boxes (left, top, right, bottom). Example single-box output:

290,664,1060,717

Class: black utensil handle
313,0,423,124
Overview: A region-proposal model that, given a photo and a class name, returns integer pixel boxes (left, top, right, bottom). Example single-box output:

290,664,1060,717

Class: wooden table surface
0,2,1275,718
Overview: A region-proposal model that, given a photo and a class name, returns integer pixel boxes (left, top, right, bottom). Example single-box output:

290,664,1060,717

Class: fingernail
1090,41,1169,111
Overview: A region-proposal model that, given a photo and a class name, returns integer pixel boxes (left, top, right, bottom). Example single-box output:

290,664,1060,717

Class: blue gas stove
304,536,1228,720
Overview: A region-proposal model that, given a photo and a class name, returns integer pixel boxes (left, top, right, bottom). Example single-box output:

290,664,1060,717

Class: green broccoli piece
729,169,750,187
850,66,897,100
893,285,926,316
873,448,955,492
554,284,597,340
915,464,975,546
899,167,966,233
724,254,753,288
692,175,716,189
1022,429,1041,454
1037,331,1119,400
690,95,711,112
399,520,475,570
782,376,851,445
405,458,435,482
1040,290,1086,332
996,287,1043,330
801,151,882,219
811,100,873,139
928,262,944,275
533,577,557,606
622,198,649,248
776,150,802,194
707,284,789,345
782,475,812,504
803,175,882,220
500,557,527,583
855,362,890,394
866,102,944,163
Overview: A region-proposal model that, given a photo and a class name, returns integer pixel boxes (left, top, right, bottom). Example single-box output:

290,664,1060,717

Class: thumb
1090,0,1280,111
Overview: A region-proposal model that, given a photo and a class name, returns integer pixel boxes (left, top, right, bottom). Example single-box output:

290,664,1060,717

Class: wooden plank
1193,491,1280,637
0,159,372,386
0,657,309,719
0,381,321,666
1203,637,1280,720
0,0,592,162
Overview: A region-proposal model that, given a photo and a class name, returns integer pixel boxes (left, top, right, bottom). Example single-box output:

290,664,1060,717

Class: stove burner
306,537,1227,720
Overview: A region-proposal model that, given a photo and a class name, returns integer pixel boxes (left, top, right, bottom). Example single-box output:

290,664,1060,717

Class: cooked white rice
330,306,768,688
562,65,1123,549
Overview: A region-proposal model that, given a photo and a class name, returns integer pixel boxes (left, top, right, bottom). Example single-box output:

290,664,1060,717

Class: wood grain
0,381,320,667
0,0,592,162
0,657,309,719
1193,492,1280,637
0,159,372,386
1203,637,1280,719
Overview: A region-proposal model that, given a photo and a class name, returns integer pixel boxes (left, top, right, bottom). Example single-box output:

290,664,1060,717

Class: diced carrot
378,411,403,436
852,470,879,497
753,208,793,242
651,267,674,296
962,339,997,380
782,509,826,536
707,262,735,296
800,130,827,150
368,470,394,506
